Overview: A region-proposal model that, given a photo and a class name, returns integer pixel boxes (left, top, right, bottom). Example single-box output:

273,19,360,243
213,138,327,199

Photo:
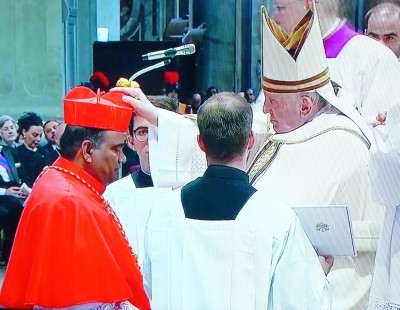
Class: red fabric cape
0,157,150,310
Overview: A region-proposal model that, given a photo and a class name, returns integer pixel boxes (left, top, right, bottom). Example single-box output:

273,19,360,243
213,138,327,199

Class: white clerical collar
24,143,37,152
322,17,342,39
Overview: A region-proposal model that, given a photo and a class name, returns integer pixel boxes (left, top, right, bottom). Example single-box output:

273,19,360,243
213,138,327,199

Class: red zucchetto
64,86,133,132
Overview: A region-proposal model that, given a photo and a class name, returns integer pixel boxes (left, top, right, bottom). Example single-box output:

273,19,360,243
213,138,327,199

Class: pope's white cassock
103,175,171,269
144,189,331,310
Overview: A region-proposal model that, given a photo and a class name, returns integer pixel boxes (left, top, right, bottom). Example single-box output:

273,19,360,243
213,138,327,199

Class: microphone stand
129,58,172,81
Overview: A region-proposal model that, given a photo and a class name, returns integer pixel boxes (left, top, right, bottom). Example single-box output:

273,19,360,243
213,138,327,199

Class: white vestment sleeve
149,109,206,188
359,51,400,123
148,109,271,188
270,217,331,310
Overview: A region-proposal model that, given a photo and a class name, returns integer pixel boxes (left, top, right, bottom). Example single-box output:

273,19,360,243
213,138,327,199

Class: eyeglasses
133,126,148,142
272,0,302,12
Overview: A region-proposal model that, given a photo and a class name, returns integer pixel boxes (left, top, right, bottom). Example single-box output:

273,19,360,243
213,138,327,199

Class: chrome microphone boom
142,44,196,60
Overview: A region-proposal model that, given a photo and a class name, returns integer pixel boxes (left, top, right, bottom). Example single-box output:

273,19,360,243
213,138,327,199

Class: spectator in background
15,112,45,186
34,122,66,178
190,93,203,114
89,71,110,92
366,2,400,58
206,86,218,98
54,122,66,150
0,142,29,265
42,120,60,161
244,88,256,104
0,115,18,148
164,71,179,100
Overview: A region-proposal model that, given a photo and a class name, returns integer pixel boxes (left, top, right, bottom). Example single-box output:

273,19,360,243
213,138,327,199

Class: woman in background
0,115,18,148
15,112,45,186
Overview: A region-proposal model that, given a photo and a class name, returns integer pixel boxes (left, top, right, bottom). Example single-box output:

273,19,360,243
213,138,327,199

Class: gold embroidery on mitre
262,6,330,93
264,8,313,60
247,140,283,185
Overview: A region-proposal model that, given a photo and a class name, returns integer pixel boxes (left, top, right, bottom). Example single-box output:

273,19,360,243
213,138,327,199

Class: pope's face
90,131,127,186
271,0,307,34
263,91,304,133
367,13,400,57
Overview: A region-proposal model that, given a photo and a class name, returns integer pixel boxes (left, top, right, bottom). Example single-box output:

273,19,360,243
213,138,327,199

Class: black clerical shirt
181,165,257,221
131,169,153,188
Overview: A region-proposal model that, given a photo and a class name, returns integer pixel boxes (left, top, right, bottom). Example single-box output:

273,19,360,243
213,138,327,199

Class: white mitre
261,2,373,145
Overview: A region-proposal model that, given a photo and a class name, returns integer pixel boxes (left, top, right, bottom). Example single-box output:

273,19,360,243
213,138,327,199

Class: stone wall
0,0,64,120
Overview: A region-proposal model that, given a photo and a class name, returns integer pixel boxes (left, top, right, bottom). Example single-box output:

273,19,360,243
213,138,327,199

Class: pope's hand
371,111,387,127
318,255,334,276
314,246,334,275
110,87,159,126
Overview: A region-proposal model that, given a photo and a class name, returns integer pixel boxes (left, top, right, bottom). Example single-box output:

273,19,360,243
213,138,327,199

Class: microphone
142,44,196,60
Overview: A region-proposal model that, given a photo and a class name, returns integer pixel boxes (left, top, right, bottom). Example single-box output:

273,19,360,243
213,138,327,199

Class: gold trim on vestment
247,140,283,185
184,114,198,125
247,126,371,185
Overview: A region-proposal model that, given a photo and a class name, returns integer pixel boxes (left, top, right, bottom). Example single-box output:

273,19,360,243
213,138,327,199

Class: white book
292,205,356,257
19,182,32,195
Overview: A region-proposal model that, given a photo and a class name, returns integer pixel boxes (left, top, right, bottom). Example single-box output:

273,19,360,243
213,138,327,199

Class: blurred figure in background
244,88,256,104
35,122,66,177
89,71,110,92
190,93,203,114
42,120,60,162
0,115,18,148
206,85,219,99
366,2,400,58
16,112,45,186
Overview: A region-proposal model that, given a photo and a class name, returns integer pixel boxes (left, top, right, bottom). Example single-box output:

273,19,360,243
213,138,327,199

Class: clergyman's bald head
367,3,400,56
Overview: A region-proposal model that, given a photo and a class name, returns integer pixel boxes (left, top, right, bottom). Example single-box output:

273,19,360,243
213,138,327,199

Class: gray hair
0,115,18,130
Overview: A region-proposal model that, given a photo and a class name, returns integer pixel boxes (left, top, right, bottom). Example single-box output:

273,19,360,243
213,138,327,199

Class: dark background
93,41,197,99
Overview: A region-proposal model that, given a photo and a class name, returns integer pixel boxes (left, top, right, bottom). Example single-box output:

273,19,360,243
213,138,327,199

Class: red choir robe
0,156,150,310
